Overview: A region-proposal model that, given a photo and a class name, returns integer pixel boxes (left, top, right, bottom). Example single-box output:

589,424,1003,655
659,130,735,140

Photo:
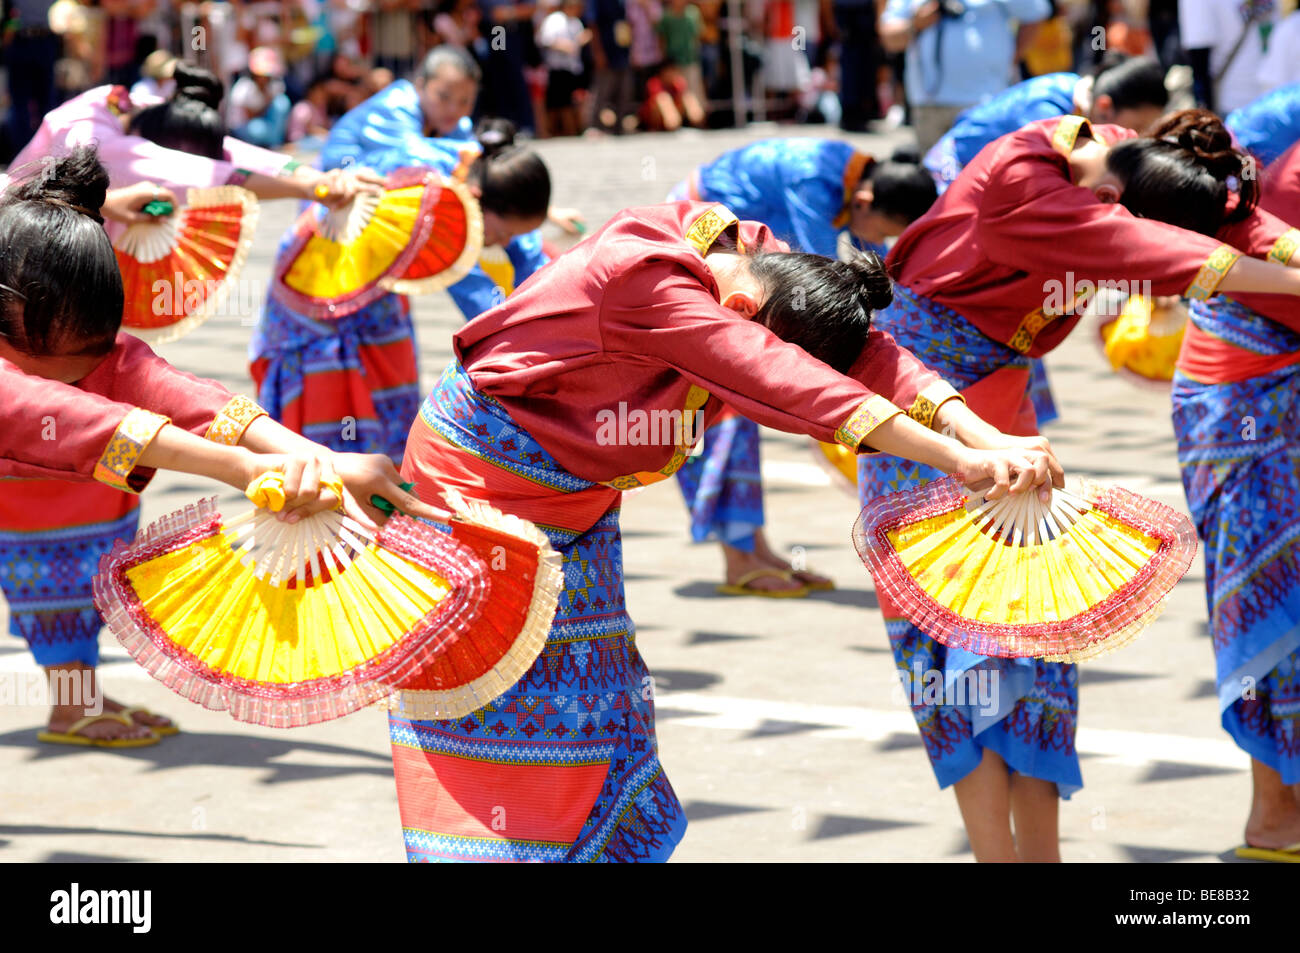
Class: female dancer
251,112,552,462
0,149,422,746
391,199,1062,862
920,55,1168,428
923,55,1168,194
1173,139,1300,861
667,139,938,596
7,63,377,215
861,111,1300,862
0,62,377,743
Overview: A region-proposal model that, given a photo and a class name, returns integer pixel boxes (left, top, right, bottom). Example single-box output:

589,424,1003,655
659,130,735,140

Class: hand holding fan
114,186,258,344
94,472,561,727
853,475,1197,662
270,167,484,320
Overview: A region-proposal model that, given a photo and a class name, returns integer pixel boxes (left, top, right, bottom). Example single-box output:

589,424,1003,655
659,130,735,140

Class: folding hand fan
270,166,484,320
93,474,561,727
387,491,564,720
853,475,1197,662
1096,294,1187,387
114,186,258,345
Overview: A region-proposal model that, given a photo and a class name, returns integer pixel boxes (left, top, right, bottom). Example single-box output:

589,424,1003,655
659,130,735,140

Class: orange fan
93,478,561,727
388,491,562,719
114,186,258,344
270,166,483,320
853,475,1197,662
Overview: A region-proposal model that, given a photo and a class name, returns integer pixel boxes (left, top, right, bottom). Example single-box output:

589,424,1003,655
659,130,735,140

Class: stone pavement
0,124,1257,862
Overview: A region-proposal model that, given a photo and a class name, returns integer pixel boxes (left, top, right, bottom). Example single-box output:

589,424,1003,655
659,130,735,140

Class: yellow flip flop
119,706,180,737
37,712,160,748
717,568,810,598
791,572,835,592
1235,842,1300,863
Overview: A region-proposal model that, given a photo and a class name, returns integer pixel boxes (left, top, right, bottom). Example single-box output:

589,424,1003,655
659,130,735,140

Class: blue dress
674,139,872,552
251,82,547,462
922,73,1078,194
1226,83,1300,168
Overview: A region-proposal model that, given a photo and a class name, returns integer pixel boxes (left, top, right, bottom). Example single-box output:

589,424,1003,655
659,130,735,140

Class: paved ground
0,124,1258,863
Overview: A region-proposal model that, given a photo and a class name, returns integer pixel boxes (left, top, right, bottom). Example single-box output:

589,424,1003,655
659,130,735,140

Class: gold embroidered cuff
834,395,903,450
684,205,740,256
93,408,169,492
1185,245,1240,301
908,381,963,430
1050,115,1089,157
1269,228,1300,266
205,395,267,446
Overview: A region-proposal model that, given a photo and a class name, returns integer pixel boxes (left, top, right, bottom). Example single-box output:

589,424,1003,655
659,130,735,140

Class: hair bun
475,117,518,157
839,248,893,313
1152,108,1239,174
172,63,224,110
10,145,108,221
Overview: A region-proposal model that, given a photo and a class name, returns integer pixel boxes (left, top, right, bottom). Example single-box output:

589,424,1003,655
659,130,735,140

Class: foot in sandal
103,698,179,736
40,662,172,745
39,711,158,747
719,543,808,597
753,529,834,590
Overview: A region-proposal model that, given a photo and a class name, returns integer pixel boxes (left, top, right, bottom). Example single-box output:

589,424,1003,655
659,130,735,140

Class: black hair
468,118,551,219
0,146,122,356
128,63,227,159
747,248,891,373
1092,54,1168,112
865,155,938,224
1107,109,1258,236
419,44,482,85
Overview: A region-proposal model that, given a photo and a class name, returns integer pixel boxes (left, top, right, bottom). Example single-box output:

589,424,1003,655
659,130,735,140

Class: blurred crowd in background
2,0,1299,160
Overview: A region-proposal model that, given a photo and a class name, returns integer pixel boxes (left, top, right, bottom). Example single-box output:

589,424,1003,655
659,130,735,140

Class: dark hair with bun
0,146,122,356
748,248,890,373
1106,109,1257,235
468,117,551,221
128,63,227,159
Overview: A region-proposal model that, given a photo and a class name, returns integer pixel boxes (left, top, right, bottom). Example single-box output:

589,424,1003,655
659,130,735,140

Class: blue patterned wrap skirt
1173,298,1300,781
857,285,1081,796
390,361,687,862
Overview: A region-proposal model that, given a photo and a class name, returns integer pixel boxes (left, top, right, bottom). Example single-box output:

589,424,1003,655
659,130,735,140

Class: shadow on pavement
671,580,878,608
0,823,318,850
0,727,393,786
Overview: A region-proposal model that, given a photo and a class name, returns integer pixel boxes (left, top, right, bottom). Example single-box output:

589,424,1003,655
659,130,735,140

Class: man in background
880,0,1051,152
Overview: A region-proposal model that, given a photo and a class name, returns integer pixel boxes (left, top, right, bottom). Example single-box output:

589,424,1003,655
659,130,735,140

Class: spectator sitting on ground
639,60,705,131
229,46,292,148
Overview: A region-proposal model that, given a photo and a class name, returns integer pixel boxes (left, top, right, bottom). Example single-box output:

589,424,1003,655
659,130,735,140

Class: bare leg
1244,757,1300,848
1010,773,1061,862
953,747,1019,862
45,662,154,741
